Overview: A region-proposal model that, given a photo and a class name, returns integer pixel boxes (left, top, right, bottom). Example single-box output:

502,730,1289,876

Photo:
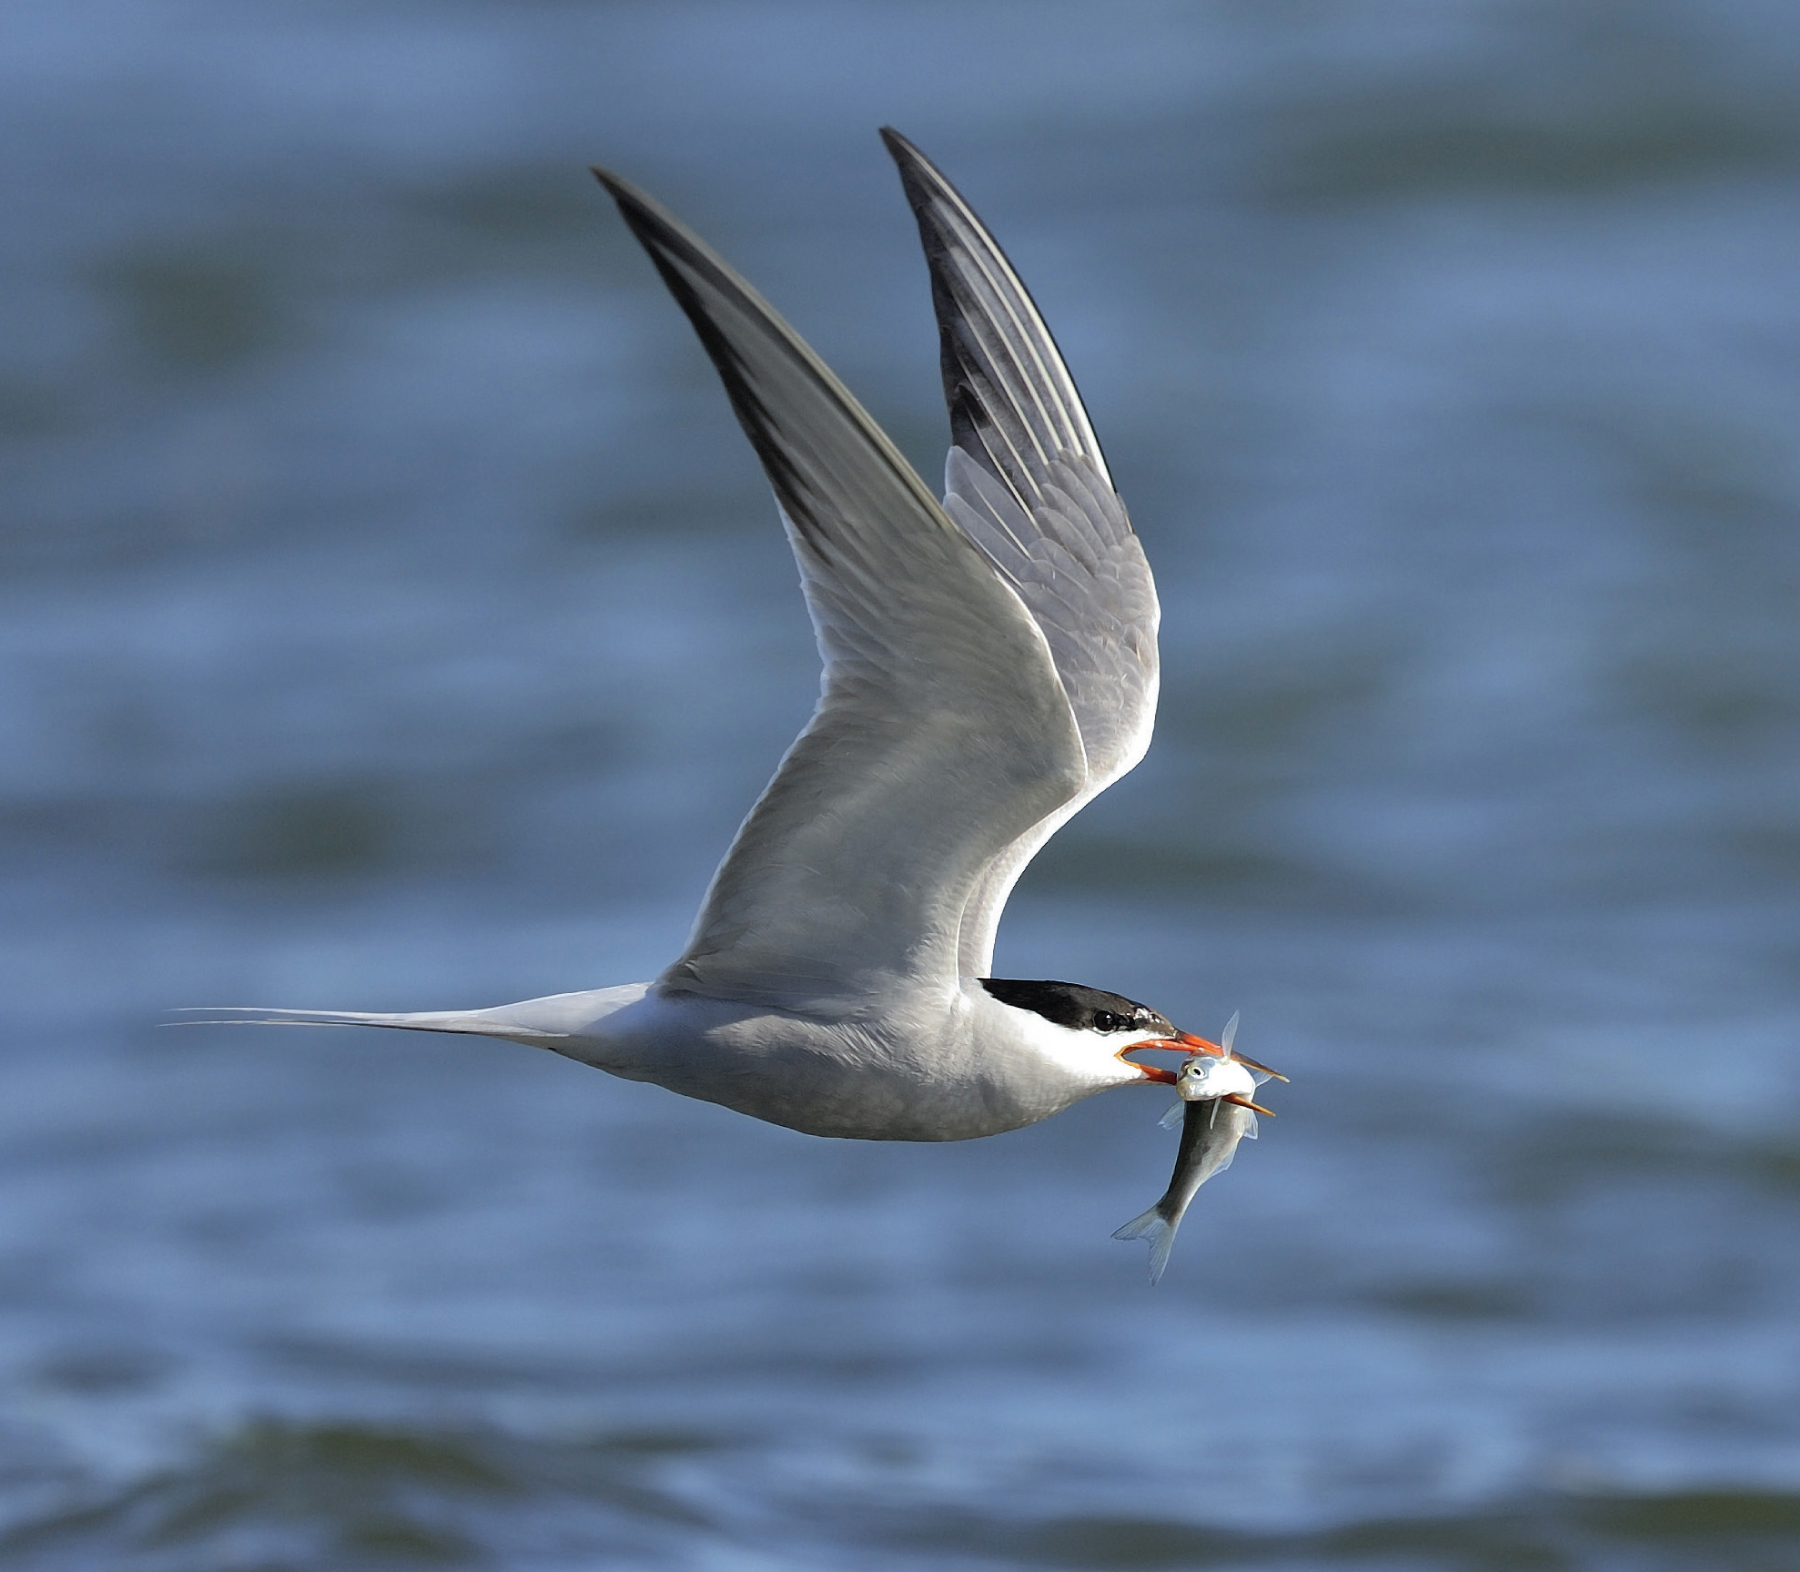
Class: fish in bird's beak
1115,1012,1283,1283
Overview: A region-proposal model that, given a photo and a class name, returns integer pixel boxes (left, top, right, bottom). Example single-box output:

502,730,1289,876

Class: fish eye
1092,1010,1124,1032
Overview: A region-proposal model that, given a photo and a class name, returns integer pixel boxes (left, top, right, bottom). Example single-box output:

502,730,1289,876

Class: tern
192,129,1281,1144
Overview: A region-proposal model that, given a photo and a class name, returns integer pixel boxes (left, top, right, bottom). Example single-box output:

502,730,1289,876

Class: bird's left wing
593,166,1087,1013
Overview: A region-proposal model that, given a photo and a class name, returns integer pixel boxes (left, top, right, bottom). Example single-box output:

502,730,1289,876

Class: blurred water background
3,1,1799,1567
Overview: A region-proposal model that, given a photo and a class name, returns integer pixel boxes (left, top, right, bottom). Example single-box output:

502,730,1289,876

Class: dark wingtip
591,166,689,246
586,165,704,293
590,164,657,221
878,127,938,209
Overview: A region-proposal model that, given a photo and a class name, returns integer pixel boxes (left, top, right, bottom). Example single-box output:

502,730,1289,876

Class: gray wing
881,129,1160,977
593,166,1085,1013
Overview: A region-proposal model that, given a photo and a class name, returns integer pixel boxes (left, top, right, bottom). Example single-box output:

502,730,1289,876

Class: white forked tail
1112,1207,1179,1286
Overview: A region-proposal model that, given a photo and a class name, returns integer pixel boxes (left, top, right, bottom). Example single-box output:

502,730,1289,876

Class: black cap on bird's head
980,977,1170,1035
980,977,1286,1085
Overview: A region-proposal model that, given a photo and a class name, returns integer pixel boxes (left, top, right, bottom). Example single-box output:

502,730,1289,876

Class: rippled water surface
4,2,1800,1567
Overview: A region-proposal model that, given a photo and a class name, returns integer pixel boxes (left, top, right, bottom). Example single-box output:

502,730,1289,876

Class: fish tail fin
1112,1205,1180,1286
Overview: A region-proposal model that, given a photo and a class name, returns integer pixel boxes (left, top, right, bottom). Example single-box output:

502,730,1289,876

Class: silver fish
1114,1013,1278,1284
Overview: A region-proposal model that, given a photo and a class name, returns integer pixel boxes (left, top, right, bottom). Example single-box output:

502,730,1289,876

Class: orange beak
1120,1029,1289,1086
1229,1052,1289,1084
1118,1030,1221,1084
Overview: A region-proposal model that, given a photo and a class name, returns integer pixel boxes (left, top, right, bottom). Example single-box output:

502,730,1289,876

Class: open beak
1224,1092,1276,1117
1123,1029,1288,1085
1119,1030,1221,1084
1164,1027,1290,1084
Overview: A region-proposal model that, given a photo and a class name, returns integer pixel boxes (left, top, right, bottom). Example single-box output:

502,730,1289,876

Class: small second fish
1114,1013,1279,1284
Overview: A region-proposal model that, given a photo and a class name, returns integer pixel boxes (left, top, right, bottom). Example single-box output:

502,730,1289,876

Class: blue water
3,1,1799,1566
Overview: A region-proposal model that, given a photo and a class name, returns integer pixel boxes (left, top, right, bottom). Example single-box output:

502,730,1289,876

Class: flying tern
193,129,1281,1153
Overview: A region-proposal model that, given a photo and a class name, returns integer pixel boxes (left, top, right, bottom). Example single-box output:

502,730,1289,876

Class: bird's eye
1092,1010,1123,1032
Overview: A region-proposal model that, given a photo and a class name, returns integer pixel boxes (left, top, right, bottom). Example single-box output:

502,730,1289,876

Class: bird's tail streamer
165,1007,560,1042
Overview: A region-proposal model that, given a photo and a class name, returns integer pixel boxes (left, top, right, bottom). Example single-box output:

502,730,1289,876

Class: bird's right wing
593,166,1088,1014
881,130,1161,977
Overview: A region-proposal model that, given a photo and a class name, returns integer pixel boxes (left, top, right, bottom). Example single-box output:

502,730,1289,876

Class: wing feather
880,130,1160,975
592,165,1086,1012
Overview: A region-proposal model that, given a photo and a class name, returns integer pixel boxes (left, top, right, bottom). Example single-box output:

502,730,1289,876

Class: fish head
1176,1054,1260,1103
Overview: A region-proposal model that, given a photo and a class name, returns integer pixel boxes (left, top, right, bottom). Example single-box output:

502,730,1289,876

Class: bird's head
977,978,1283,1085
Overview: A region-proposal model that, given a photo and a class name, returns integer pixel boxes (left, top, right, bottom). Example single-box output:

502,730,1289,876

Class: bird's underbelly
706,1065,1064,1142
695,1066,1082,1141
650,1045,1085,1141
563,1001,1104,1142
